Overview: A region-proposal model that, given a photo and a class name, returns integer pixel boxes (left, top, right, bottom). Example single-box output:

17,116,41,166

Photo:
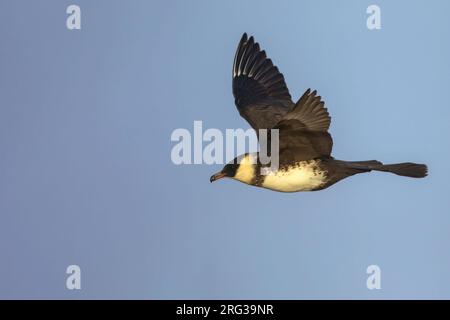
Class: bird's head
210,153,257,184
210,162,239,182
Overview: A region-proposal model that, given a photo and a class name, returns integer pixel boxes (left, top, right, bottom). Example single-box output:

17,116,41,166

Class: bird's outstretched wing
233,33,294,131
274,89,333,163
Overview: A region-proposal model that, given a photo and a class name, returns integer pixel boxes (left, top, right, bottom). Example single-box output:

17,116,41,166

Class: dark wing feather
233,33,294,131
282,89,331,131
273,89,333,163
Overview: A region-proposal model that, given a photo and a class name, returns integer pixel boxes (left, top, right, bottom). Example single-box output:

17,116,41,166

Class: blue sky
0,0,449,299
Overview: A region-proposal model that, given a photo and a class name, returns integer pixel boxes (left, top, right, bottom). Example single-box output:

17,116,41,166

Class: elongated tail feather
371,162,428,178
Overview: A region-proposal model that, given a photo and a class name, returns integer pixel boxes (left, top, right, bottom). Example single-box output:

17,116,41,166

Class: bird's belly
261,161,327,192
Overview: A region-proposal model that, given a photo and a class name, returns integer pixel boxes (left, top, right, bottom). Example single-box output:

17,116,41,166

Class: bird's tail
345,160,428,178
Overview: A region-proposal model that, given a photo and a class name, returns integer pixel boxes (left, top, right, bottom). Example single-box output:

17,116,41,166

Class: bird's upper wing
273,89,333,163
233,33,294,131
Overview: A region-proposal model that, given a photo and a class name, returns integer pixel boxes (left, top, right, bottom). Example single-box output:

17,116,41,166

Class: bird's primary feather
233,33,333,162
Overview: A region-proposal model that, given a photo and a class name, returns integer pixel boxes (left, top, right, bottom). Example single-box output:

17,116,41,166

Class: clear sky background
0,0,449,299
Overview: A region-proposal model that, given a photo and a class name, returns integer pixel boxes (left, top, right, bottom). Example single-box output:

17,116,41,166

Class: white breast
261,161,326,192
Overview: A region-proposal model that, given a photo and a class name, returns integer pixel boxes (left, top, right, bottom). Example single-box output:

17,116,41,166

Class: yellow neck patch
233,154,256,184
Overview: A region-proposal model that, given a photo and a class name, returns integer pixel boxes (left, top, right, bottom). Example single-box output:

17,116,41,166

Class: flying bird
210,33,427,192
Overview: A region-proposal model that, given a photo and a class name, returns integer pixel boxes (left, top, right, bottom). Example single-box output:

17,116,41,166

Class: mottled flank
261,160,327,192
